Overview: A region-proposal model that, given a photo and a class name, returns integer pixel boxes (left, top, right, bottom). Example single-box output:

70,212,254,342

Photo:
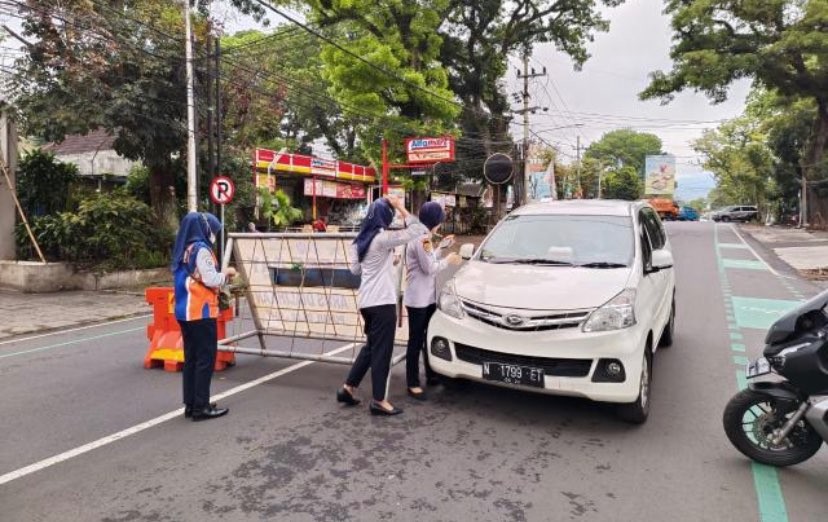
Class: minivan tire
658,299,675,348
616,348,652,424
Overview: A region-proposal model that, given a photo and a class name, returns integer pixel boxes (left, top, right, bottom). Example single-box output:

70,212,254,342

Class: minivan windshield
478,214,634,267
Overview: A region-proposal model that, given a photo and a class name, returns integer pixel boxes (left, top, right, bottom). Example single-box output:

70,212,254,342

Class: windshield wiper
578,262,628,268
486,257,573,266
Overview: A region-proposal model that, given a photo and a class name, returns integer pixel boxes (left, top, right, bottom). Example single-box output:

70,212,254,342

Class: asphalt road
1,222,826,521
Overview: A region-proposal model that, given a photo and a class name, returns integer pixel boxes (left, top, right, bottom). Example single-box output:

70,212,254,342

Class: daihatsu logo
504,314,525,327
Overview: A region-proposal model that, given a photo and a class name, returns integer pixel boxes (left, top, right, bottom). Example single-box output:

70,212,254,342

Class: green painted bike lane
714,224,825,522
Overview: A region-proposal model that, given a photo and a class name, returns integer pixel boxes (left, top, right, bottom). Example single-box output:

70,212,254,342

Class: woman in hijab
337,194,428,416
404,202,461,400
172,212,236,421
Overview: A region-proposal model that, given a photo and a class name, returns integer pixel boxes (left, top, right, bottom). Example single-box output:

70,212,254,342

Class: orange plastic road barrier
144,287,236,372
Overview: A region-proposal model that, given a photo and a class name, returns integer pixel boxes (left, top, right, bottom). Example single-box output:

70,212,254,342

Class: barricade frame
219,232,410,367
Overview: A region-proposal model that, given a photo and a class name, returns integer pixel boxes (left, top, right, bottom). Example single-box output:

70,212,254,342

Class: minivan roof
512,200,641,217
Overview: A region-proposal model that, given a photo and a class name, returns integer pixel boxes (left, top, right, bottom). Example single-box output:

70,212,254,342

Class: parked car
677,206,699,221
428,200,676,423
711,205,758,222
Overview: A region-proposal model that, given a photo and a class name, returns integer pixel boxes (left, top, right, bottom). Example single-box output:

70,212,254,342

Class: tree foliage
692,112,775,213
584,129,663,176
219,28,365,162
602,166,642,200
641,0,828,218
10,0,201,222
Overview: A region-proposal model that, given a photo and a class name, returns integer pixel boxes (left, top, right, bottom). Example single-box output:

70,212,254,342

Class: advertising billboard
644,155,676,196
405,137,455,164
528,161,556,202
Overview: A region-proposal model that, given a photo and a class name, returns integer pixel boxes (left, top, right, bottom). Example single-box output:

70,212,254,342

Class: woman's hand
223,267,237,278
445,253,462,266
438,234,455,249
384,194,410,219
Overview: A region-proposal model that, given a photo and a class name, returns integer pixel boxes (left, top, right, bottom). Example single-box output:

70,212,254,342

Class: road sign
484,153,514,184
210,176,235,205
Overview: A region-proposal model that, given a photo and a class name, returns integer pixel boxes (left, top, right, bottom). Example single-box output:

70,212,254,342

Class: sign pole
312,175,318,221
381,138,389,196
219,203,225,265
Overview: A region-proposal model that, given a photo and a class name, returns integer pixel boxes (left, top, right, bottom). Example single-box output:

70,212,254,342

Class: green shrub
16,149,78,216
15,193,172,270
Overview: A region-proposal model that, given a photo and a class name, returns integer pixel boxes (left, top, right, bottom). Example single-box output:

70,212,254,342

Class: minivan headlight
582,289,637,332
438,281,465,319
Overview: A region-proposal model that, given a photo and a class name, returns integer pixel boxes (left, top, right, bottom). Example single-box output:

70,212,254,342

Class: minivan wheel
721,216,731,223
616,350,652,424
658,299,676,348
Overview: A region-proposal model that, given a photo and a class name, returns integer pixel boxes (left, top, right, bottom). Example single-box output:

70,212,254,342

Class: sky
2,0,752,201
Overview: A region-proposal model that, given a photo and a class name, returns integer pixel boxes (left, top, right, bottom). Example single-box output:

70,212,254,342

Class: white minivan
428,200,676,423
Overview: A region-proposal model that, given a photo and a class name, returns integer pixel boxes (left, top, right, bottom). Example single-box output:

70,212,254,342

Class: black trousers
179,318,217,410
406,304,437,387
346,304,397,402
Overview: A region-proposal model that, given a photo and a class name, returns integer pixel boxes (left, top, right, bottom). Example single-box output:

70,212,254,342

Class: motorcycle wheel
722,389,823,467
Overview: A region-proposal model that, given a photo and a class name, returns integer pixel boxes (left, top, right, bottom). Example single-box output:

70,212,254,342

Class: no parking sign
210,176,235,206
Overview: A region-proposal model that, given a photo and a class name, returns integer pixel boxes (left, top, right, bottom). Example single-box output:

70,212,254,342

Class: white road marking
0,327,145,360
0,342,357,486
729,225,780,276
0,315,151,347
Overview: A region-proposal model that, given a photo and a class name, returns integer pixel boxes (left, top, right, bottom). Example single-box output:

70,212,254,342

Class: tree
279,1,626,171
641,0,828,219
584,129,663,176
601,166,642,201
219,28,365,162
692,114,775,215
11,0,202,224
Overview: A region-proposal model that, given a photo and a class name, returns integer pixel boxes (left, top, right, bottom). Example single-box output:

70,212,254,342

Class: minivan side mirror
459,243,475,260
651,249,674,271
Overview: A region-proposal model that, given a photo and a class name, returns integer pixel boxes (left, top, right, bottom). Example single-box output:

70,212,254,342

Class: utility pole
575,135,582,198
801,175,808,228
184,0,198,212
215,36,222,177
206,25,215,215
515,52,546,206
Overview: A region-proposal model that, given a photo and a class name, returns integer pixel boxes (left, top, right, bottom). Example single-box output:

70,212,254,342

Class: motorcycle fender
748,381,801,408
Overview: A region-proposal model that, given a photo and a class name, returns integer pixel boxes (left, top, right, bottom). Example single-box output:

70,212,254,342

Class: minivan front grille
461,300,590,332
454,343,592,377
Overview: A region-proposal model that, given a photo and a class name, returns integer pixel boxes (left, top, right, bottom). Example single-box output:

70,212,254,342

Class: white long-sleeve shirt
194,247,226,288
403,235,447,308
349,216,429,309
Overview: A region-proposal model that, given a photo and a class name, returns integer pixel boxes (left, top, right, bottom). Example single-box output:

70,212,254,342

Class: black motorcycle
722,290,828,466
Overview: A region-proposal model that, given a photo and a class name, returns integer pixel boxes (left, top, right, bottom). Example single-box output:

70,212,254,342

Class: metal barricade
219,232,408,367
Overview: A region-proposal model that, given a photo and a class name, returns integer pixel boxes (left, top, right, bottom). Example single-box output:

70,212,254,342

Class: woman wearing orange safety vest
172,212,236,421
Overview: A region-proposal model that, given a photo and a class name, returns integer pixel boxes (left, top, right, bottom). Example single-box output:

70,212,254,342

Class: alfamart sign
405,137,455,164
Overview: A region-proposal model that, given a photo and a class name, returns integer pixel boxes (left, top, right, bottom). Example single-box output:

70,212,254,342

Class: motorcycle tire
722,389,822,467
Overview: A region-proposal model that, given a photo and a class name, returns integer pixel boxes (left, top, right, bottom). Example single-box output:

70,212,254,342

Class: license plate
482,362,545,388
746,357,771,378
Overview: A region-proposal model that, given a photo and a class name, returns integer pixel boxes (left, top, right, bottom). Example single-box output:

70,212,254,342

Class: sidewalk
0,289,149,340
740,224,828,279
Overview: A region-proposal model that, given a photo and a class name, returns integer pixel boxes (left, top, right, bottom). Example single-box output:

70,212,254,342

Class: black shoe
426,376,441,386
337,387,361,406
184,402,216,418
407,388,428,401
370,401,403,416
191,405,229,421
